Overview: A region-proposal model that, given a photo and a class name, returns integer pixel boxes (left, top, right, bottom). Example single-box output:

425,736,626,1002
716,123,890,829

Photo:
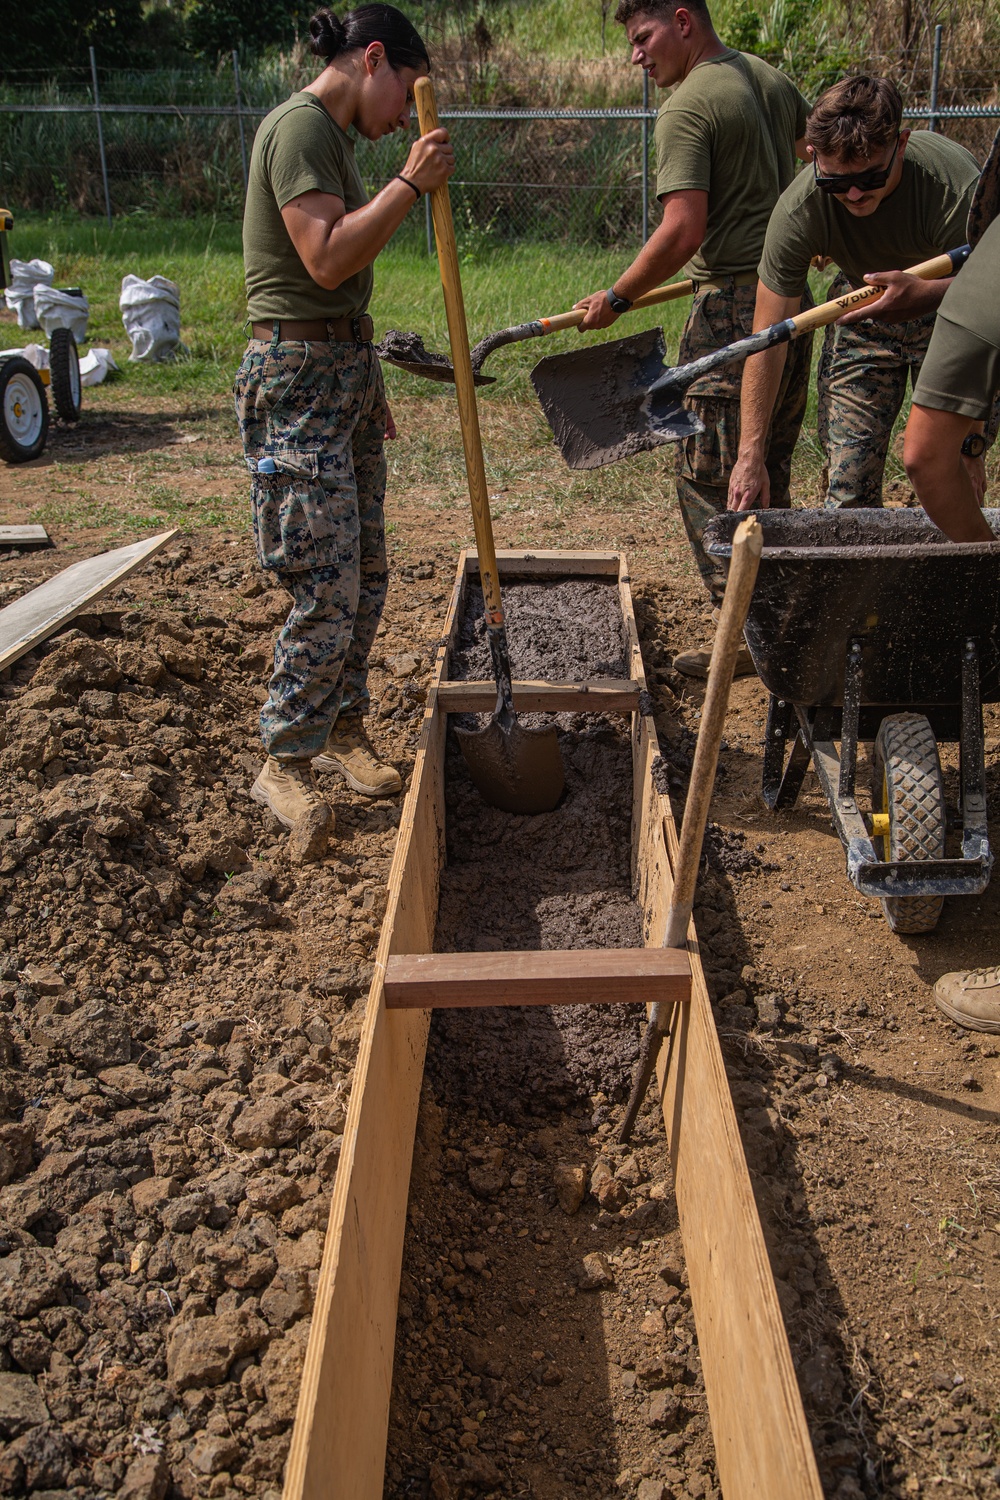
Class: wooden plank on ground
282,552,458,1500
0,530,177,673
384,946,690,1009
0,525,50,548
437,677,639,713
465,546,621,578
623,553,824,1500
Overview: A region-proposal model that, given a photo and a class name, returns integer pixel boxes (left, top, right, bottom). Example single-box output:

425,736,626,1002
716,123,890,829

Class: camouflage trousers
675,279,813,601
233,332,388,761
817,274,935,509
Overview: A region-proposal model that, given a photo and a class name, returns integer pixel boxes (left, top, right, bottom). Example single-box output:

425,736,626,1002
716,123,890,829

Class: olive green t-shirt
911,217,1000,421
244,91,373,322
655,49,809,283
758,131,979,297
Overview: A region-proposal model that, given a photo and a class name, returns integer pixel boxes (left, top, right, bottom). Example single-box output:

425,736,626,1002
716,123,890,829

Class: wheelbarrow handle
618,516,764,1144
414,76,505,629
649,244,971,399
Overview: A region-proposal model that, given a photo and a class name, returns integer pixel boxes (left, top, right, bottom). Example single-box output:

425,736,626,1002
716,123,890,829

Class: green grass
8,210,986,533
3,211,693,401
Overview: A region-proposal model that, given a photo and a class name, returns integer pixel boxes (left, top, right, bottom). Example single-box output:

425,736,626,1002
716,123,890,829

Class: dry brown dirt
0,388,999,1500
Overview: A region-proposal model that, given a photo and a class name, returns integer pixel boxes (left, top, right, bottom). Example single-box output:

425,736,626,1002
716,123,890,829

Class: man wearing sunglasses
729,74,979,514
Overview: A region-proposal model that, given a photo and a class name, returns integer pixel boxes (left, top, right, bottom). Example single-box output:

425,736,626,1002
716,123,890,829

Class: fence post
233,50,249,193
89,46,112,227
928,23,943,133
642,69,650,243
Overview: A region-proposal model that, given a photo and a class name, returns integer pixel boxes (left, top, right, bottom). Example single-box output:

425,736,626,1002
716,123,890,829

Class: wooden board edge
622,554,823,1500
383,946,691,1009
281,557,466,1500
437,678,640,713
0,529,178,673
464,546,622,579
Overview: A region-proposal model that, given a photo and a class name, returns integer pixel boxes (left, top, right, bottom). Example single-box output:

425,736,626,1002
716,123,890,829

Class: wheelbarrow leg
762,695,810,810
838,639,864,803
960,638,991,864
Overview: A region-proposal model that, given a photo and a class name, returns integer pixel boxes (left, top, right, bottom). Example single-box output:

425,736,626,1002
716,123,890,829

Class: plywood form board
620,557,823,1500
384,946,691,1009
282,566,460,1500
465,547,622,578
437,677,639,713
0,530,177,672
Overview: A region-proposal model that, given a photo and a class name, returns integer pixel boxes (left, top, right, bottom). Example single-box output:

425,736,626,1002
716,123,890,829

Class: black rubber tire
49,328,82,422
871,713,946,934
0,357,49,464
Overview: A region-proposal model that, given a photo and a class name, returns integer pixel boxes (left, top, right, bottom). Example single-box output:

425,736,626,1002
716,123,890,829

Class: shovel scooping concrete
416,76,564,815
378,280,694,388
535,245,972,470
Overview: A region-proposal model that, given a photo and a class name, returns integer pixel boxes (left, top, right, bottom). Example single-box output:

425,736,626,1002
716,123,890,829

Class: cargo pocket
249,449,342,573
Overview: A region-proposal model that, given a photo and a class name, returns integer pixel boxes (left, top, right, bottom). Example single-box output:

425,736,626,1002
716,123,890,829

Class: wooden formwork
282,549,823,1500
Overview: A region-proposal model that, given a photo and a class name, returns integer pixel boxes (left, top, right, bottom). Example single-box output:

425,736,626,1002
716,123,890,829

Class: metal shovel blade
376,330,495,386
531,328,703,470
455,710,564,815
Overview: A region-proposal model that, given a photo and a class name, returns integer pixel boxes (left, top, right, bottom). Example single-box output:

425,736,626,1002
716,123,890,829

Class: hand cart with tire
704,508,998,934
0,207,82,464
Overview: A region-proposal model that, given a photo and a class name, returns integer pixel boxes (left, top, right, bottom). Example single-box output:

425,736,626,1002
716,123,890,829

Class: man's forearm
738,344,789,456
612,226,693,303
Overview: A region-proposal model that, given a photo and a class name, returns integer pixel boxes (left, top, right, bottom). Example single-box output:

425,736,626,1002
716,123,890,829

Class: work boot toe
313,717,402,796
933,966,1000,1033
251,757,331,831
671,645,755,680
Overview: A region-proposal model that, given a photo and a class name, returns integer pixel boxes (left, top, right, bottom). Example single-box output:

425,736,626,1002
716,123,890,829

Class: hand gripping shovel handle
415,77,506,642
649,245,971,401
531,281,695,336
618,515,763,1144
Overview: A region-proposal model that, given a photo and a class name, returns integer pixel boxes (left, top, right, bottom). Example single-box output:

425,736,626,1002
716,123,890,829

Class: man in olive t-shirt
902,219,1000,1032
244,90,373,322
729,75,979,514
572,0,812,676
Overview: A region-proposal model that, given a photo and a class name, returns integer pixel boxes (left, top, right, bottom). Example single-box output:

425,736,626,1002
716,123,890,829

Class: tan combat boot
933,967,1000,1033
251,757,331,830
312,716,402,796
672,645,755,679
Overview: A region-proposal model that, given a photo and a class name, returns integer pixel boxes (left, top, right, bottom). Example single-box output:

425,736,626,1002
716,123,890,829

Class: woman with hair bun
235,4,453,839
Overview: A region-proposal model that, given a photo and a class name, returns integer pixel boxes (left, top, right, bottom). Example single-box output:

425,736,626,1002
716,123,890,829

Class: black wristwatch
606,287,632,314
961,432,987,459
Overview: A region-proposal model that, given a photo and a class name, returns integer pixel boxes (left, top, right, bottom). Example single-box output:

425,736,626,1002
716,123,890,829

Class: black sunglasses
813,136,900,195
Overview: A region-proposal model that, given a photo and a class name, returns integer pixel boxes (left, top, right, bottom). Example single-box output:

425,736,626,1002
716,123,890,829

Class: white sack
120,273,181,363
3,259,55,330
78,347,118,387
34,286,89,343
0,343,48,371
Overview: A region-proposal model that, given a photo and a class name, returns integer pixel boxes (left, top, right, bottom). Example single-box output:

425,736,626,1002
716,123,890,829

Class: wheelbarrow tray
704,508,1000,708
704,508,997,909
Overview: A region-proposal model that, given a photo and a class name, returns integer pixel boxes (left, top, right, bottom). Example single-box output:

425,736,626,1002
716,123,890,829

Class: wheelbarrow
0,207,82,464
704,508,1000,934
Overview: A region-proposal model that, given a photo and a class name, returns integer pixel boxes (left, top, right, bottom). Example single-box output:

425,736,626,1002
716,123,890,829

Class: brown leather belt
251,314,374,344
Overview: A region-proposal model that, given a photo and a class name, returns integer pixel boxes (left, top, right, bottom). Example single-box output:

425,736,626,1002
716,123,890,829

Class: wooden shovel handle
535,280,695,336
414,77,504,626
788,249,966,336
662,515,763,950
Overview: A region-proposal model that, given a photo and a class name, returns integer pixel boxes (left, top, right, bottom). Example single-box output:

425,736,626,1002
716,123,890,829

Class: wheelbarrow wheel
49,328,82,422
0,357,48,464
872,713,946,934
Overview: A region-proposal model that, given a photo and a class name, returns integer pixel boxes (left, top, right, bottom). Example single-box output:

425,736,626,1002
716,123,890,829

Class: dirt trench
0,389,998,1500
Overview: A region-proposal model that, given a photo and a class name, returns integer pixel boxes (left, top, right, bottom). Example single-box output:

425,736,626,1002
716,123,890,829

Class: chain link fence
2,43,999,246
